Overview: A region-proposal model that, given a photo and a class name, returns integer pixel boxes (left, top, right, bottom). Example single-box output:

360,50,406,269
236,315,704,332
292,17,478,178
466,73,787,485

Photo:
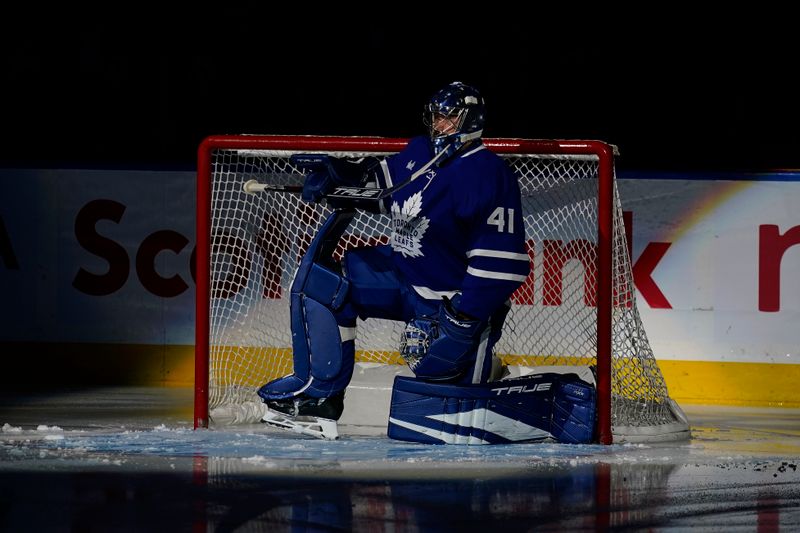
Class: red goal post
195,134,689,444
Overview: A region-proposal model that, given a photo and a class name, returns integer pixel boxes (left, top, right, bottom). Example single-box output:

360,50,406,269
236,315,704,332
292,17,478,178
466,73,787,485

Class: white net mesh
201,140,688,441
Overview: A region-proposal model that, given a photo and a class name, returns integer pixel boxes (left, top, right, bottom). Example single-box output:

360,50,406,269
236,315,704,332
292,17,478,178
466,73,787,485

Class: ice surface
1,388,799,530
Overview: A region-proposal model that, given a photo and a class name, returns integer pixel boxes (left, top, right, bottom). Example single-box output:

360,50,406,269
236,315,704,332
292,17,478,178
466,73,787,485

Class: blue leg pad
388,373,596,445
551,379,597,444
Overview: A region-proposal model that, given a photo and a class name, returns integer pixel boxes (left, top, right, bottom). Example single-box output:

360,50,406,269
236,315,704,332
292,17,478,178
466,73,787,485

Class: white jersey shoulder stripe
461,144,487,158
466,248,529,261
466,266,528,282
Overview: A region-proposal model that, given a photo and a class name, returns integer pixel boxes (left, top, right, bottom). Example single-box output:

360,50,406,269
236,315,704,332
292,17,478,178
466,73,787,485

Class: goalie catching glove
400,296,488,381
291,154,379,205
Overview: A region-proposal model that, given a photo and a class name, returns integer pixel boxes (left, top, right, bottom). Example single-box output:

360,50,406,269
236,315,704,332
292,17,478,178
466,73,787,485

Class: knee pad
293,262,354,375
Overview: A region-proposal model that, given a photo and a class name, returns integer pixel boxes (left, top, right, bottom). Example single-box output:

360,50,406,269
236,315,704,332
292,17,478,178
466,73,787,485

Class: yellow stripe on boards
658,360,800,408
6,342,799,407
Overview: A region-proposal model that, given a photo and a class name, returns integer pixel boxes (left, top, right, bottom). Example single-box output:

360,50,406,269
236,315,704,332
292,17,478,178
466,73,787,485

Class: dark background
2,9,797,172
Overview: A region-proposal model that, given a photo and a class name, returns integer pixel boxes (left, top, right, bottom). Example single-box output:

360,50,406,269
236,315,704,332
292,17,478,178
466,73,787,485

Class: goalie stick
243,180,393,211
242,140,454,209
243,180,398,213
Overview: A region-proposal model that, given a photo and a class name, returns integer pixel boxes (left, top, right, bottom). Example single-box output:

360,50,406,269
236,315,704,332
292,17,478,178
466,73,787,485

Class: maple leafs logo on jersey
390,191,429,258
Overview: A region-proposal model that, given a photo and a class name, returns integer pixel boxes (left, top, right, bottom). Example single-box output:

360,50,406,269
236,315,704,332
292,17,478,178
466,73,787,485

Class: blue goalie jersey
375,136,530,319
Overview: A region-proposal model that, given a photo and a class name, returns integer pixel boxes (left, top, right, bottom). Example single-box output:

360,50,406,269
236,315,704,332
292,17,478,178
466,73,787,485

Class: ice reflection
200,458,681,530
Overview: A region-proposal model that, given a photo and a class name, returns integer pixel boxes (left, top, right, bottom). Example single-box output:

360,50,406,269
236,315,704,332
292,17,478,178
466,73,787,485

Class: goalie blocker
387,371,597,445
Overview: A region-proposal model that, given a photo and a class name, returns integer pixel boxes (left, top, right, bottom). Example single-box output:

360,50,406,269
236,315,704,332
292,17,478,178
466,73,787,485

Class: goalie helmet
424,81,486,156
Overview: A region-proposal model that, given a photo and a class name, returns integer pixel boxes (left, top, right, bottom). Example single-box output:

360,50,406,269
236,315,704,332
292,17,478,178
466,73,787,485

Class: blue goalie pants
343,245,508,385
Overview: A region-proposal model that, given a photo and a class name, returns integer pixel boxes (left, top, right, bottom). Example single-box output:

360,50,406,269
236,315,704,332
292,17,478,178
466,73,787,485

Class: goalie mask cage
195,135,689,444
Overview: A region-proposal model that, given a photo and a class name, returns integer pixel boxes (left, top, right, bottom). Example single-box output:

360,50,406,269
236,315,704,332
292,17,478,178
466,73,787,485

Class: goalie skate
260,392,344,440
261,410,340,440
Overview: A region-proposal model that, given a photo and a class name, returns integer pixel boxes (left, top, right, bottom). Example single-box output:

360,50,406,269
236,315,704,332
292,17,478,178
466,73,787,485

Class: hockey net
195,135,689,443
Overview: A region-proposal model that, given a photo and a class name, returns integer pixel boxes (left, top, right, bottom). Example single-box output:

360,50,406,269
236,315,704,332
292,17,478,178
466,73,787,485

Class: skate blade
261,409,339,440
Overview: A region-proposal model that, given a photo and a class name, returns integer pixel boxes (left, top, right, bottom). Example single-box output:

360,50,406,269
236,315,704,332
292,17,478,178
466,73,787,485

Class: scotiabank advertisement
0,169,196,344
0,168,798,401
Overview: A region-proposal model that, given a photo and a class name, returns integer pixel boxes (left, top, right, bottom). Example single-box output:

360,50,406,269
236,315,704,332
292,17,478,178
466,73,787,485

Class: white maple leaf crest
390,191,429,258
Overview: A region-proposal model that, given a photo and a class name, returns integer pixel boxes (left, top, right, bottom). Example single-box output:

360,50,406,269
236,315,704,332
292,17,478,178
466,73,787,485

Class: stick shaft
243,179,303,194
